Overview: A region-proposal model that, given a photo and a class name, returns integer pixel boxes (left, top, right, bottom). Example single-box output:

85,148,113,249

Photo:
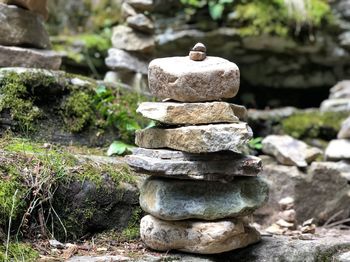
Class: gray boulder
105,48,148,74
325,139,350,160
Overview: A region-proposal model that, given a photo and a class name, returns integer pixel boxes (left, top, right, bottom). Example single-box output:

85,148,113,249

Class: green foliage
107,141,135,156
181,0,234,20
248,137,263,150
282,111,348,139
0,243,39,262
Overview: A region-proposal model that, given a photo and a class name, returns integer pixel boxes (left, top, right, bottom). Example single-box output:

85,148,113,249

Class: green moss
0,71,57,131
121,207,142,241
282,111,348,139
0,243,39,262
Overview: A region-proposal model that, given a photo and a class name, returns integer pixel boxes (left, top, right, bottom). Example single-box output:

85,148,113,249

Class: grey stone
0,0,48,20
112,25,155,54
192,43,207,52
148,56,240,102
105,48,148,74
0,3,51,49
325,139,350,160
140,215,260,254
262,135,322,167
126,0,154,12
136,102,246,125
140,176,269,220
121,2,137,19
338,117,350,139
127,14,154,34
337,251,350,262
330,80,350,99
135,123,253,154
320,99,350,112
126,148,262,181
255,161,350,225
0,45,61,69
67,255,131,262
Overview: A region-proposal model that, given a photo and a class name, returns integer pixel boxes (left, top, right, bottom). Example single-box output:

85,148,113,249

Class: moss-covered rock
0,68,149,147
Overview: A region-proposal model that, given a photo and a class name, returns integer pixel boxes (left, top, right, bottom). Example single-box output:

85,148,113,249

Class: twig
323,218,350,228
5,189,18,261
323,210,344,226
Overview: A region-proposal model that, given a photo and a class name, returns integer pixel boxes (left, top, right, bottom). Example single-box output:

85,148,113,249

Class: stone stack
0,0,61,69
105,0,155,92
127,43,269,254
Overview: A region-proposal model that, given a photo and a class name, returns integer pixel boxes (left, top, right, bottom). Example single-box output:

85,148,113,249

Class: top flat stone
148,56,240,102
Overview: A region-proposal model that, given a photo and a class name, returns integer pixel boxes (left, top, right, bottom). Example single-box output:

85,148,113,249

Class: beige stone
135,123,253,153
112,25,155,54
140,215,261,254
189,51,206,61
0,0,48,20
148,56,240,102
136,102,247,125
0,3,50,49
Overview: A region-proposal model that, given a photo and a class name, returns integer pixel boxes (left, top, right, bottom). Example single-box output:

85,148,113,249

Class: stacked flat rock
104,0,155,91
126,43,268,254
0,1,61,69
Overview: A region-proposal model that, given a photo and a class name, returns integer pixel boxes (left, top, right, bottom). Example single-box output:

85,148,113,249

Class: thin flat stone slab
126,0,154,11
126,148,262,181
140,215,260,254
320,99,350,112
140,176,269,220
135,123,252,154
148,56,240,102
325,139,350,160
126,13,154,34
262,135,322,167
105,48,148,74
0,3,51,49
111,25,155,54
0,45,61,69
136,102,247,125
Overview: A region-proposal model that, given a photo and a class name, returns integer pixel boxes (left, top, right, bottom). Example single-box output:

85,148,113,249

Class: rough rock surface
256,159,350,225
105,48,148,74
262,135,322,167
0,45,61,69
112,25,155,54
330,80,350,99
148,56,240,102
0,3,51,49
0,0,48,20
325,139,350,160
338,117,350,139
140,215,260,254
126,0,154,12
126,148,262,181
135,123,253,153
140,176,269,221
137,102,247,125
127,13,154,34
320,98,350,112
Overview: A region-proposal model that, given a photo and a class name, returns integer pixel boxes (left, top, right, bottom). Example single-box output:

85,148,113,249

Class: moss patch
282,110,348,140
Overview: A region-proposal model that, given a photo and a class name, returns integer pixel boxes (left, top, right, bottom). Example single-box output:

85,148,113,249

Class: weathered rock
255,161,350,225
330,80,350,99
325,139,350,160
320,98,350,112
189,51,206,61
262,135,322,167
338,116,350,139
105,48,148,74
112,25,155,54
135,123,253,153
121,2,137,18
279,209,296,223
136,102,246,125
127,14,154,34
0,3,51,49
278,197,295,210
0,45,61,69
0,0,48,20
148,56,240,102
336,251,350,262
140,176,269,220
126,0,154,12
140,215,260,254
126,148,262,181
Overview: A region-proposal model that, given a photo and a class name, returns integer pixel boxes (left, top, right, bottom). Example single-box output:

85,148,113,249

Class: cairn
0,0,61,69
127,43,268,254
105,0,155,92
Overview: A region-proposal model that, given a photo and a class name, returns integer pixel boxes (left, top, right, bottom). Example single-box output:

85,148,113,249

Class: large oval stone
148,56,240,102
140,215,260,254
135,123,253,154
140,176,269,220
